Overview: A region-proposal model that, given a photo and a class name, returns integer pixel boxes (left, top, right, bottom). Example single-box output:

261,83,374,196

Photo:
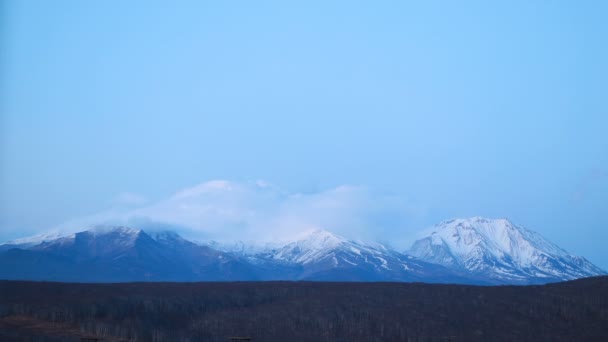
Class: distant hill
1,276,607,341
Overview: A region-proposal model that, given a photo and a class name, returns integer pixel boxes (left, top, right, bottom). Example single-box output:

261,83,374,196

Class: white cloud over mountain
54,180,426,246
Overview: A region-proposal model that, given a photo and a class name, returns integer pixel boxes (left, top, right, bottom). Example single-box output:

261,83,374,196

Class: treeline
1,277,607,341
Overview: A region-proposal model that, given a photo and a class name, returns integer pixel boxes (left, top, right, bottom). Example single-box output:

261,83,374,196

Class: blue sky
1,1,607,267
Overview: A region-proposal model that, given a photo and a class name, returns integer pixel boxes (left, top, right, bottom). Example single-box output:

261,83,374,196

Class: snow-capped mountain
408,217,606,284
269,229,408,269
1,219,604,284
241,228,475,282
0,227,258,282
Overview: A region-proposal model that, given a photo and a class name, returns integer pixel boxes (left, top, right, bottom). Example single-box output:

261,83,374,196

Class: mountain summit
408,217,605,284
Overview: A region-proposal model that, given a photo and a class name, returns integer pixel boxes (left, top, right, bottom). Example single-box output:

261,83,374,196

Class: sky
1,1,607,267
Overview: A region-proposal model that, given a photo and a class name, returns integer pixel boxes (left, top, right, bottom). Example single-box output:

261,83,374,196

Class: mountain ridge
1,217,604,284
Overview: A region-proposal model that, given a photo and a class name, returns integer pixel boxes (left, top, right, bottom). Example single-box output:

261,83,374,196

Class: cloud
53,180,426,247
113,192,148,206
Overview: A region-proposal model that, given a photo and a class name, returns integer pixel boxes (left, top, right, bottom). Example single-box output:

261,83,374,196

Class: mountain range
0,217,604,284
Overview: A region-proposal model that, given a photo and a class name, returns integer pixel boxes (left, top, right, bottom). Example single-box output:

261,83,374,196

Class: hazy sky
1,1,607,267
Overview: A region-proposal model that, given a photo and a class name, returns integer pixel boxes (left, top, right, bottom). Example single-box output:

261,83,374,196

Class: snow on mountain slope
409,217,606,284
255,228,469,282
0,231,67,251
31,226,149,259
0,226,143,252
272,228,350,264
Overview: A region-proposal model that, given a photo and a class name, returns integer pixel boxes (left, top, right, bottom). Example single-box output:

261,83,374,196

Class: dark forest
1,277,607,341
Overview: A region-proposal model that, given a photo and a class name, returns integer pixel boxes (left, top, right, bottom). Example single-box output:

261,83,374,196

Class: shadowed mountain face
0,218,604,284
0,228,258,282
1,277,607,342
